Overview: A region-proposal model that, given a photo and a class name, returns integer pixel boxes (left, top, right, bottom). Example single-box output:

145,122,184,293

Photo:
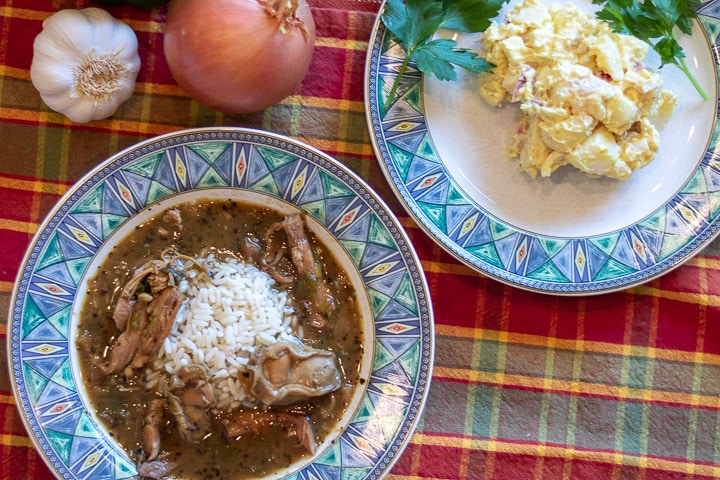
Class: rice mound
150,253,297,410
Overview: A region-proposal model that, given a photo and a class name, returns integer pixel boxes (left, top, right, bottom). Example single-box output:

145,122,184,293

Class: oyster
249,340,342,406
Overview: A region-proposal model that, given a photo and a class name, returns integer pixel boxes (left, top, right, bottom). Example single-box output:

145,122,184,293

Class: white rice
147,253,297,410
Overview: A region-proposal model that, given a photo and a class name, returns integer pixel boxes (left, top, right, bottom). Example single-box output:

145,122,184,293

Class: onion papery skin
163,0,316,114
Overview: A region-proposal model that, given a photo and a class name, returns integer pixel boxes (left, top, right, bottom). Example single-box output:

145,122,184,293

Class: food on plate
76,199,364,479
593,0,707,101
378,0,507,109
478,0,677,179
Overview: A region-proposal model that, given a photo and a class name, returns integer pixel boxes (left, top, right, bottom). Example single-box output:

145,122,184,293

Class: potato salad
479,0,677,180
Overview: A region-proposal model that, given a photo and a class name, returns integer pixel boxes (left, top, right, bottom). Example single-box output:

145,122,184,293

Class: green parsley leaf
414,39,494,81
382,0,444,51
440,0,509,33
592,0,707,100
380,0,510,111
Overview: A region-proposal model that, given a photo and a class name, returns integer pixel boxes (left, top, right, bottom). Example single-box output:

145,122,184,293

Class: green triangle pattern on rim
446,182,471,205
392,273,419,314
537,238,570,258
594,257,640,281
315,441,342,466
23,363,49,404
122,152,163,178
74,411,101,438
341,468,374,480
256,145,298,171
467,243,504,269
396,339,421,384
49,358,74,391
114,457,139,479
367,214,397,249
70,182,105,214
352,395,377,424
699,14,720,44
372,341,397,372
197,166,229,188
21,296,47,339
417,201,446,232
101,214,129,240
65,257,91,285
415,132,441,163
658,233,694,261
527,261,570,283
590,233,621,256
387,143,416,182
320,169,356,199
367,287,392,319
47,306,71,341
188,142,232,163
378,409,408,448
145,180,175,205
708,190,720,219
340,239,367,266
45,430,73,465
300,199,327,225
250,173,281,197
682,168,710,194
36,234,65,271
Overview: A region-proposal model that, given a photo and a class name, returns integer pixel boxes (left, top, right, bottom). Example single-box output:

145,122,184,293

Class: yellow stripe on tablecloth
0,62,369,110
630,285,720,308
0,434,35,448
691,256,720,269
280,94,368,112
0,393,15,404
415,251,720,309
405,433,720,478
315,37,370,51
0,176,69,195
0,6,164,32
0,218,37,235
0,99,373,156
436,325,720,366
434,365,720,409
417,258,720,296
0,7,161,36
0,6,48,21
0,95,368,118
2,35,376,99
417,257,720,301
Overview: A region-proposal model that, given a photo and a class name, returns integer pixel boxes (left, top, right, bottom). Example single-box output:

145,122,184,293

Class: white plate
365,0,720,294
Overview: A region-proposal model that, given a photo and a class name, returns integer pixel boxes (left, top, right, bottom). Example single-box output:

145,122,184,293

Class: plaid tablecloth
2,0,720,479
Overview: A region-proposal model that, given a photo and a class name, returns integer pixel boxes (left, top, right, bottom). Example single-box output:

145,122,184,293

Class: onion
163,0,316,114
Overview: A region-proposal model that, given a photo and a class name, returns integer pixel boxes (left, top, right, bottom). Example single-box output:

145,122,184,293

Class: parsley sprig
380,0,509,111
593,0,708,100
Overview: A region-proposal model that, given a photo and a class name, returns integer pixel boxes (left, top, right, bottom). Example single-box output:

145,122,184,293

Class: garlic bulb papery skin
30,8,141,124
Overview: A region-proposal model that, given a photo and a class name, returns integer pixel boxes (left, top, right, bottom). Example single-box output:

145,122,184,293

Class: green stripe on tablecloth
425,333,720,464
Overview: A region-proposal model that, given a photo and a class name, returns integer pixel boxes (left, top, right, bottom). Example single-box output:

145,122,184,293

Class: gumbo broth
76,197,366,479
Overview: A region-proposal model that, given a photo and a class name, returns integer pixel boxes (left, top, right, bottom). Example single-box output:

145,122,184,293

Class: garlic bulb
30,8,141,124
